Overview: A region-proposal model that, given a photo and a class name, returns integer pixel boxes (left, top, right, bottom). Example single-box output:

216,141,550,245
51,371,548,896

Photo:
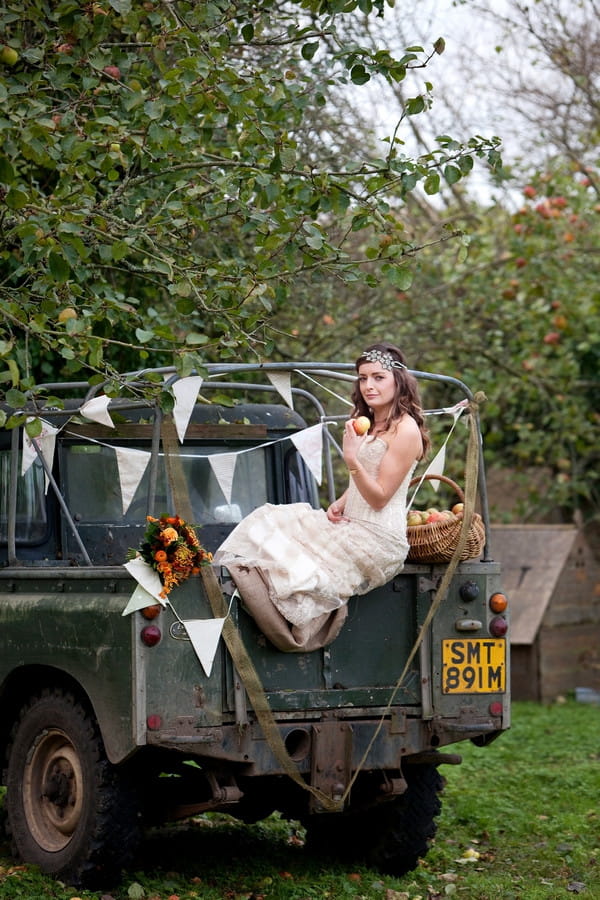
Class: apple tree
0,0,502,418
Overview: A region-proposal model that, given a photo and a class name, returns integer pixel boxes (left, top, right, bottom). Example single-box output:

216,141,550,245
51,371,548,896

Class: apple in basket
452,502,464,518
352,415,371,435
426,510,446,524
407,511,423,527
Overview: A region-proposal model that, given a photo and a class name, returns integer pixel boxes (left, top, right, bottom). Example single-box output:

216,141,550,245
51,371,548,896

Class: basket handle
409,473,465,502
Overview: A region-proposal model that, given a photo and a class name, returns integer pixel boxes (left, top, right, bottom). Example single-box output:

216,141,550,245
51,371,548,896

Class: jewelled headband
361,349,407,371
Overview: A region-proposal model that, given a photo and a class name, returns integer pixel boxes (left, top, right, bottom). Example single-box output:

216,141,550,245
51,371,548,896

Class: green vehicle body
0,362,509,888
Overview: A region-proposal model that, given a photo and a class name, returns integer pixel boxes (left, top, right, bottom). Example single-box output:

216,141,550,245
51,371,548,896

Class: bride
213,342,430,650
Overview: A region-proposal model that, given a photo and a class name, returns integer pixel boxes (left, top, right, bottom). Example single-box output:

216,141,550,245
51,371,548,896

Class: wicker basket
406,474,485,564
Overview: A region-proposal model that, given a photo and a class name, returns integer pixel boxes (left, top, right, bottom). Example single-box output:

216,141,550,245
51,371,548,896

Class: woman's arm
342,417,422,511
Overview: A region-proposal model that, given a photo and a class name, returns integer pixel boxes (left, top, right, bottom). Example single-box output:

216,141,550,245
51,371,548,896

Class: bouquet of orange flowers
127,515,212,598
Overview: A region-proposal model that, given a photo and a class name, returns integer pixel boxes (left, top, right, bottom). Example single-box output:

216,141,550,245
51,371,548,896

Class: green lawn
1,699,598,899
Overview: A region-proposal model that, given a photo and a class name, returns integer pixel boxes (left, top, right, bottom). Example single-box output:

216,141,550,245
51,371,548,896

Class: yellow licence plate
442,639,506,694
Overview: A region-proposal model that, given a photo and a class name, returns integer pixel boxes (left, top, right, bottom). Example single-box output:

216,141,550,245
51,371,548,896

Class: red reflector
490,592,508,613
147,714,162,731
141,624,161,646
141,604,162,620
489,701,503,717
489,615,507,637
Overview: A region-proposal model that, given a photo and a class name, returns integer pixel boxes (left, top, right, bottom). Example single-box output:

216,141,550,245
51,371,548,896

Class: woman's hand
326,498,348,524
342,419,365,469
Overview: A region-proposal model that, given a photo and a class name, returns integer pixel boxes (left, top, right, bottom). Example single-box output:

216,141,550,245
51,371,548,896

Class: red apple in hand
352,416,370,435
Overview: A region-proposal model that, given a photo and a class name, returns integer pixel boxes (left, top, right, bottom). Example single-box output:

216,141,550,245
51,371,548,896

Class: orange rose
160,527,179,543
154,550,167,562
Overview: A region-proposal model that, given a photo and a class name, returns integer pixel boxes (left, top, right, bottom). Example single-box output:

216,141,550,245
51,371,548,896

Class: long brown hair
350,341,430,457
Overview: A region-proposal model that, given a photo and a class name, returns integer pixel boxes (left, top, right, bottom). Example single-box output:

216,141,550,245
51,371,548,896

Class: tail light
489,615,508,637
141,624,161,646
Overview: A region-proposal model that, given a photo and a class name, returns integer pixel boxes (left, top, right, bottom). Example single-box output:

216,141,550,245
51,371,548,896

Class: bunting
290,423,323,485
208,452,238,504
172,376,203,443
123,556,167,605
80,395,115,428
115,447,151,515
180,616,226,677
266,371,294,409
21,418,59,493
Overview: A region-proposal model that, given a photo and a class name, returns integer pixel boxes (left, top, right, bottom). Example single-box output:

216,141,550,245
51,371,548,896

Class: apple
352,416,370,435
426,510,445,524
407,511,422,527
1,45,19,66
58,307,77,323
103,64,121,79
451,503,464,516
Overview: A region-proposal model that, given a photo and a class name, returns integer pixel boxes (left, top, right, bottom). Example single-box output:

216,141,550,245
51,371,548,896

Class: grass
0,699,598,899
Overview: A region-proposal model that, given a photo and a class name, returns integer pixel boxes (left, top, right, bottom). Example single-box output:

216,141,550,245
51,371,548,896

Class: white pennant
183,617,226,677
122,583,162,616
423,444,446,490
124,556,167,604
172,376,203,443
291,423,323,485
115,447,151,515
21,418,59,493
208,452,238,503
267,371,294,409
80,395,114,428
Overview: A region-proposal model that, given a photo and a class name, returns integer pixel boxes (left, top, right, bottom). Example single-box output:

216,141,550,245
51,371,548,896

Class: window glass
0,450,48,543
60,442,269,526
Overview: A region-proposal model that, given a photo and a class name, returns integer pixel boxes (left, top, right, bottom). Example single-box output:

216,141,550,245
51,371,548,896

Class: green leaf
6,388,27,408
424,173,440,195
185,332,209,345
241,23,254,42
48,251,71,283
0,157,15,184
387,266,413,290
25,417,43,438
350,65,370,85
301,41,319,61
444,164,462,185
5,187,28,209
135,329,154,343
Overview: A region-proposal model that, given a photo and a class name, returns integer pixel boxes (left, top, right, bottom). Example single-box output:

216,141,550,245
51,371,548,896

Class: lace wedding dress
214,437,416,630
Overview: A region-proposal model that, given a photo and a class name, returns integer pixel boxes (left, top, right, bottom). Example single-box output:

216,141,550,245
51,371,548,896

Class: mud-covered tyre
304,764,444,877
4,689,140,888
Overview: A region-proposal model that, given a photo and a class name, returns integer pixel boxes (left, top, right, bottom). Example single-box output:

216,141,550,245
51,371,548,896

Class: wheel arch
0,664,136,780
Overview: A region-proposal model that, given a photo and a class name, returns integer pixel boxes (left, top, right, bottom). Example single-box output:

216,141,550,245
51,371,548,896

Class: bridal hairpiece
361,349,407,371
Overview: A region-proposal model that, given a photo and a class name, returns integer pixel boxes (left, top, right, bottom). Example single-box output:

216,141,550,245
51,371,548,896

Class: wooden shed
489,524,600,703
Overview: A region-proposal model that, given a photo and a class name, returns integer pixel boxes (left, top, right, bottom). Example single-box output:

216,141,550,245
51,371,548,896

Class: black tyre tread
366,764,444,875
304,764,444,878
4,688,140,889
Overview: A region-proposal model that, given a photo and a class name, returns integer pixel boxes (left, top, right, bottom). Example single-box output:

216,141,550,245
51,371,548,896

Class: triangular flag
172,376,203,442
124,556,167,604
291,423,323,485
122,583,161,616
115,446,151,515
183,617,226,677
208,452,238,503
80,395,115,428
267,371,294,409
423,444,446,490
21,418,59,492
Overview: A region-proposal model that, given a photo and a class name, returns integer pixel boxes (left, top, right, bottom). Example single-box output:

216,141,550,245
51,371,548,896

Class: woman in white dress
213,342,430,650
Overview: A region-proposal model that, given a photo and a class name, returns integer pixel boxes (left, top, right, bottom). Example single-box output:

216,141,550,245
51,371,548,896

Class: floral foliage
128,515,212,598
